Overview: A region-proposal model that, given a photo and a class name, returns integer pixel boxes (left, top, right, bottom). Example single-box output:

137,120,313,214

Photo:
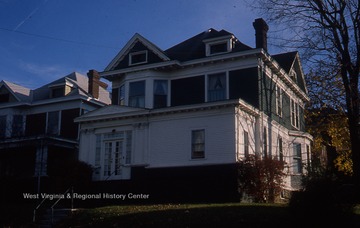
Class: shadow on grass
57,204,360,228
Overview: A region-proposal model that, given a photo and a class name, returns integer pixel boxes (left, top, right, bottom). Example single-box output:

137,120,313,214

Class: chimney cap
253,18,269,31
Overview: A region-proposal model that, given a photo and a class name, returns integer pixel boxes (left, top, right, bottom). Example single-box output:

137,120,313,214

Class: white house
76,18,312,202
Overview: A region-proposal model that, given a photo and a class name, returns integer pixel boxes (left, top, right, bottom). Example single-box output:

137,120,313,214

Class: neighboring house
0,72,110,190
76,18,312,201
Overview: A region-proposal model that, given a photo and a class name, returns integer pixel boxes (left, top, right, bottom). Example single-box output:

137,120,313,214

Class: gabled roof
272,51,307,93
0,80,31,102
272,51,298,73
105,33,170,71
165,28,252,62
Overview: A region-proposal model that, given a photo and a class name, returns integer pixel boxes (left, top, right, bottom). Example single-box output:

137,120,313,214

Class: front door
104,140,124,179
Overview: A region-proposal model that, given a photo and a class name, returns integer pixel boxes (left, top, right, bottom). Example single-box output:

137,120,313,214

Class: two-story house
0,72,110,194
76,18,312,202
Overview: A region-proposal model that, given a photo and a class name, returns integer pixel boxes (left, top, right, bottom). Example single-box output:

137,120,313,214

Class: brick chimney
87,69,108,99
253,18,269,52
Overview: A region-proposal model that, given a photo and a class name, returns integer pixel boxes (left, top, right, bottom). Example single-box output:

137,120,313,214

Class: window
244,131,249,157
11,115,23,137
129,51,148,65
47,111,60,135
101,131,132,177
153,80,168,108
95,134,101,175
293,144,302,174
0,93,9,103
208,73,226,102
191,130,205,159
278,136,283,162
276,85,283,117
51,86,64,98
129,81,145,108
263,127,267,158
290,69,297,82
119,85,125,105
111,85,125,106
0,115,7,138
210,42,228,55
291,99,300,128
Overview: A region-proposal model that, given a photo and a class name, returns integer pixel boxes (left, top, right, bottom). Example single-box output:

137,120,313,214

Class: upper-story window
205,38,232,56
293,143,302,174
11,115,24,137
47,111,60,135
129,51,148,66
153,80,168,108
0,93,10,103
208,73,226,102
289,69,297,82
51,86,64,98
276,85,283,117
0,115,6,138
291,99,300,129
129,81,145,108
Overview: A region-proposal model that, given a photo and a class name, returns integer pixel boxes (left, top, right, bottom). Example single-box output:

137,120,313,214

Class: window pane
208,73,226,101
129,81,145,108
192,130,205,159
0,115,6,138
244,131,249,157
12,115,23,137
154,80,167,108
47,111,59,135
210,42,227,54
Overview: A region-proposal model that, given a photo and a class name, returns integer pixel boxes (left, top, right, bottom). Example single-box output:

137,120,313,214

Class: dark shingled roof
272,51,298,73
164,28,252,62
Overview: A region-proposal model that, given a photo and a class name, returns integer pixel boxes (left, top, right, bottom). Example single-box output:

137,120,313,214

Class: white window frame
129,50,148,66
206,39,232,56
207,72,227,102
291,99,300,129
293,143,302,174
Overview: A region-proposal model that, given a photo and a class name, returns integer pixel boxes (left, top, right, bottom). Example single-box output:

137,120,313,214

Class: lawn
57,203,360,228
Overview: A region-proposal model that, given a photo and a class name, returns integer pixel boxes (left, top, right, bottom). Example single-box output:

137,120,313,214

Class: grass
56,203,360,228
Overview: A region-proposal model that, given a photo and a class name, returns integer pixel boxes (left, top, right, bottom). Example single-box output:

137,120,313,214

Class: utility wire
0,27,117,49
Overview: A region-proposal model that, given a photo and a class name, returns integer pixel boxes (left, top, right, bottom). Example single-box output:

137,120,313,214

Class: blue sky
0,0,264,89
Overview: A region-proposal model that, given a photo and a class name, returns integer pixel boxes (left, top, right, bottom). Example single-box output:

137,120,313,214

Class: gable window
244,130,249,157
291,99,300,129
208,73,226,102
129,81,145,108
276,85,283,117
11,115,23,137
191,129,205,159
293,144,302,174
129,50,148,66
153,80,168,108
290,69,297,82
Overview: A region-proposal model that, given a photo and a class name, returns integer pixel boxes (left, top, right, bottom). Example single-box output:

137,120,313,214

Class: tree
249,0,360,185
237,155,286,203
305,107,352,176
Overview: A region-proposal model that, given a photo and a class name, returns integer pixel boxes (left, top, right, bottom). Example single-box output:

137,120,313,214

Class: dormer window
129,50,148,66
204,36,233,56
51,86,65,98
209,41,228,55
